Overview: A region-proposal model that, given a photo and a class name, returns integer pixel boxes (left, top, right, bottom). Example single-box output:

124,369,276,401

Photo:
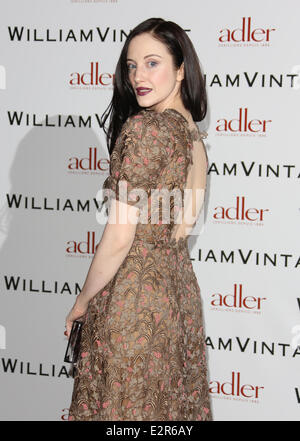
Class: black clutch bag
64,320,83,365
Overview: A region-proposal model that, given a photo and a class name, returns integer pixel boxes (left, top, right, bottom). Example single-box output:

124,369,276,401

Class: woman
65,17,212,421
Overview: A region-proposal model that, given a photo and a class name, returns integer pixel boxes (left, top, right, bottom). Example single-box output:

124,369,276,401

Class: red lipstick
136,87,152,96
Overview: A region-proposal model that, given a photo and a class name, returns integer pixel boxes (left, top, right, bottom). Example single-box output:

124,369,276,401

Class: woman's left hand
65,296,88,338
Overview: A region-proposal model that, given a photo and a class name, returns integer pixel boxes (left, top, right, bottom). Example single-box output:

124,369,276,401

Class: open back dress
67,107,212,421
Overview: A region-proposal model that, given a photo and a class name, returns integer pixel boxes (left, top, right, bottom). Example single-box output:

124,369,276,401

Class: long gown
67,107,212,421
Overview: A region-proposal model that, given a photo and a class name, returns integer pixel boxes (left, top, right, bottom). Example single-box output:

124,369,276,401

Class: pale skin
65,32,196,338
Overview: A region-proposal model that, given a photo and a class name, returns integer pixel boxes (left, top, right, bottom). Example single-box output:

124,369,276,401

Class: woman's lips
136,88,152,96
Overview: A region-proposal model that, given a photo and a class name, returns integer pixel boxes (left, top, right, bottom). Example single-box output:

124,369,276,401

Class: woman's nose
134,65,146,82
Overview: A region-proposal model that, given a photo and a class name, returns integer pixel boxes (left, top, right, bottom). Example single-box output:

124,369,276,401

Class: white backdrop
0,0,299,421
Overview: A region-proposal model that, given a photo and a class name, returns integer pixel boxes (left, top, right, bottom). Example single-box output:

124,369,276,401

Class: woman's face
126,32,183,112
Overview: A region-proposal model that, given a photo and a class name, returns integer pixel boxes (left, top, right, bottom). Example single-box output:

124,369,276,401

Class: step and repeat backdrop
0,0,299,421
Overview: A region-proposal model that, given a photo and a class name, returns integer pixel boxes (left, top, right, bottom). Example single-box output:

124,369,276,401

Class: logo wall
69,62,115,88
209,371,264,403
216,108,272,136
210,283,267,314
1,5,299,421
218,17,276,46
212,196,270,225
68,148,109,174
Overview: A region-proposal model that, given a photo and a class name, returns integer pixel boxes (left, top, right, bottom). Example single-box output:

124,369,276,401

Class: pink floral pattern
68,108,212,421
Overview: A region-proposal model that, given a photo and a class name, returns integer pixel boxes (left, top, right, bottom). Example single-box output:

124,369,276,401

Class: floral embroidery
68,108,212,421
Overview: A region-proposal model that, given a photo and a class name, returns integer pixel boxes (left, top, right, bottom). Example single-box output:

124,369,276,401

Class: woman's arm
65,198,139,337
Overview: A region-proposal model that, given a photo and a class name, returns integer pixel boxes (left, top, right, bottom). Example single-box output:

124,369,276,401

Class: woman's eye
127,61,158,70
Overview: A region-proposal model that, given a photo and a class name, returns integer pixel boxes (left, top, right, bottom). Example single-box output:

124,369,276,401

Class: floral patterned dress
67,107,212,421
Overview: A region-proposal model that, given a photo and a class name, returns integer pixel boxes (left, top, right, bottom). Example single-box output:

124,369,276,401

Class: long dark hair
100,17,207,155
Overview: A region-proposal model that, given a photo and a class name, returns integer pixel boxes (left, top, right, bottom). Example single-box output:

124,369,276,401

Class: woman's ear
177,62,184,81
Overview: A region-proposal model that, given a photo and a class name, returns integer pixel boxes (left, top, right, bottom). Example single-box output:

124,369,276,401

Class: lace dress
67,107,212,421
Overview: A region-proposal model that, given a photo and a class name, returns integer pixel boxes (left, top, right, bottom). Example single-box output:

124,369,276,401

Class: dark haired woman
66,17,212,421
